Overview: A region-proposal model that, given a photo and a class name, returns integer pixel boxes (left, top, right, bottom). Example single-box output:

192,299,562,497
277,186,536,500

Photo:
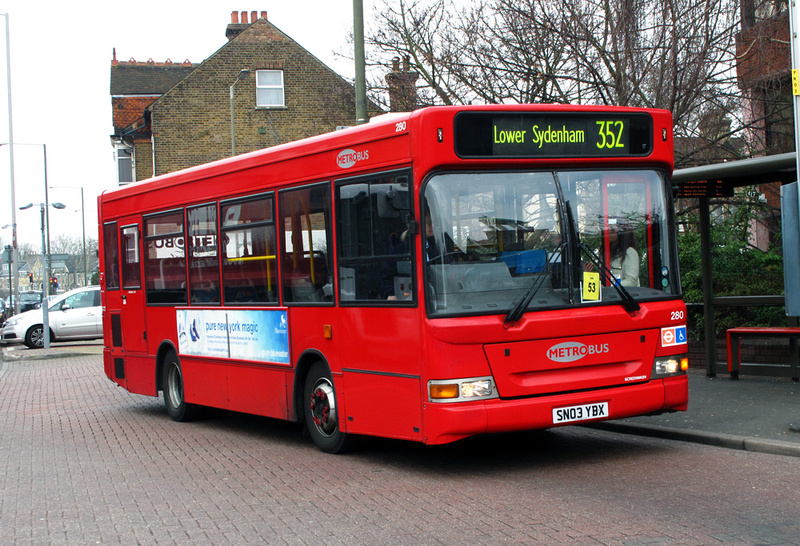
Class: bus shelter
672,152,797,376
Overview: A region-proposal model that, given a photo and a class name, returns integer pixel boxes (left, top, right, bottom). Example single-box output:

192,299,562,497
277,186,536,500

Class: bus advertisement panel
176,308,289,364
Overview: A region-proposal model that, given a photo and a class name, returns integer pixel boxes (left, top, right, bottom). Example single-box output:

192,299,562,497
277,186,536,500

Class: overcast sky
0,1,364,248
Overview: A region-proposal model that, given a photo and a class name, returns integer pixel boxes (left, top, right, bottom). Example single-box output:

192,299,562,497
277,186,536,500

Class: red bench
726,327,800,380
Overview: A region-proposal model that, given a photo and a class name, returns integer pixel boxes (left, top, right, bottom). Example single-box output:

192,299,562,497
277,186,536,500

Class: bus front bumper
422,375,688,445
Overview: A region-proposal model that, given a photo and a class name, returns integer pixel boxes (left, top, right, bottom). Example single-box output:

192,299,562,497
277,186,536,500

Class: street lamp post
78,187,86,287
3,245,11,309
1,13,19,315
230,69,250,156
19,201,65,349
2,238,11,312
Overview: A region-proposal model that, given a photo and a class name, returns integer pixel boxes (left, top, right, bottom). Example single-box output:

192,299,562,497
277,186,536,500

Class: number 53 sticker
582,271,602,302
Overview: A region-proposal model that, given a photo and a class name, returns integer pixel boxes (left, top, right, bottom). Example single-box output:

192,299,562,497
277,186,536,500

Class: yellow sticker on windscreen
582,271,601,302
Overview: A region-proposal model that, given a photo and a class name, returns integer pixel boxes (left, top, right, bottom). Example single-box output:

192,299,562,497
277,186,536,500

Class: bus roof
100,104,673,212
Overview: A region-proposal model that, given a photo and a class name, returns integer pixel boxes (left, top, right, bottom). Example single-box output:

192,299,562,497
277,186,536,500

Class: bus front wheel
303,361,354,454
162,350,201,422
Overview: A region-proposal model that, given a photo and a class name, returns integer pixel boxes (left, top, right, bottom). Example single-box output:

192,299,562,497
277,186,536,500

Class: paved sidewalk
0,339,103,363
3,342,800,457
592,368,800,457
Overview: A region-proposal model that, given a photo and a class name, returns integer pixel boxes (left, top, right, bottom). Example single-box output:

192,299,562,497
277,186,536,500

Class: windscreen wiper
504,245,564,324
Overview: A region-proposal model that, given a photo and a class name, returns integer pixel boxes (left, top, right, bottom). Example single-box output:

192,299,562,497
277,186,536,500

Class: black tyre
24,325,52,349
162,350,201,421
303,361,354,454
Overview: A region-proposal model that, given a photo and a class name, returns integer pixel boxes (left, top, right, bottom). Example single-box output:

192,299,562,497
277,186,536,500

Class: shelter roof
674,152,796,197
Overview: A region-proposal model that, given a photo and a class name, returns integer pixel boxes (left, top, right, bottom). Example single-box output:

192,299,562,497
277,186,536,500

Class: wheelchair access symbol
661,325,687,347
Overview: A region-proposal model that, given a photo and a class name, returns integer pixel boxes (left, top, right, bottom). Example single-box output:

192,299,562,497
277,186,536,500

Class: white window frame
256,69,285,108
115,142,134,186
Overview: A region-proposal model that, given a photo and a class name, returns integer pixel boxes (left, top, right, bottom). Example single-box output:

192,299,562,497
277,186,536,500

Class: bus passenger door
103,218,148,391
333,171,424,441
117,221,148,353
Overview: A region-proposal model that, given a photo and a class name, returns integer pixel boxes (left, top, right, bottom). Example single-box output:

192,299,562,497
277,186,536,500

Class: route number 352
596,121,625,149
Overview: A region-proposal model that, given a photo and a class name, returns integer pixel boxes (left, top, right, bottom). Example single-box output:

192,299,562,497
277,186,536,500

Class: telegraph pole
353,0,368,125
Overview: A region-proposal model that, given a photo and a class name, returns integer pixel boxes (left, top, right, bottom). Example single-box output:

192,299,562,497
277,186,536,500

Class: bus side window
144,210,187,305
103,222,120,290
335,171,413,303
220,194,278,305
121,225,141,289
279,183,333,304
187,204,221,305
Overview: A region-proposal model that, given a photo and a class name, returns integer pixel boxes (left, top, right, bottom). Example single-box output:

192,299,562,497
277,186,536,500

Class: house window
256,70,285,107
115,144,134,185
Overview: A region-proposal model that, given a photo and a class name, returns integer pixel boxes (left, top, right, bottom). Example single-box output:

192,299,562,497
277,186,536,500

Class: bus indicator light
653,355,688,377
430,383,459,399
323,324,333,339
428,377,498,402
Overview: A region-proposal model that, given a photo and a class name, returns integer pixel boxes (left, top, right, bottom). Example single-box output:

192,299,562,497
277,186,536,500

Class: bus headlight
428,376,498,402
652,355,689,378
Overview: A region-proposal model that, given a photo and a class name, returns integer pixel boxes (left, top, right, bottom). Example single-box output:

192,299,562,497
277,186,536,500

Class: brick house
734,1,792,250
736,1,793,158
110,11,383,183
110,54,197,183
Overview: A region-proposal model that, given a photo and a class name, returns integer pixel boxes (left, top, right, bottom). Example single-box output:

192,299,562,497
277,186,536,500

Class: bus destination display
454,112,653,158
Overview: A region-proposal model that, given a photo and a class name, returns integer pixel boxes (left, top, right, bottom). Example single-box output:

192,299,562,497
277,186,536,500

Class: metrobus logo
547,341,610,363
336,148,369,168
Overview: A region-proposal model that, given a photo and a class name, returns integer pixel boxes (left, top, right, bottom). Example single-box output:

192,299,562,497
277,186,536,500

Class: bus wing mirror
377,188,400,218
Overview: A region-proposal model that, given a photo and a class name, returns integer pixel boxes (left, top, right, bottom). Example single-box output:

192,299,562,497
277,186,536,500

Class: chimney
227,10,255,41
385,56,419,112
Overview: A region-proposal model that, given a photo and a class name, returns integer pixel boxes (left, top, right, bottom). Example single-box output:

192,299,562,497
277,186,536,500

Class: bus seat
499,249,547,274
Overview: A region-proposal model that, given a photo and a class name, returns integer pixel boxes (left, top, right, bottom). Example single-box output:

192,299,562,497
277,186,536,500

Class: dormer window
256,70,285,108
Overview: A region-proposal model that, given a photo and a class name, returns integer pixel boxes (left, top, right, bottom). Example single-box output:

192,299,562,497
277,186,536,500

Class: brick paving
1,352,800,544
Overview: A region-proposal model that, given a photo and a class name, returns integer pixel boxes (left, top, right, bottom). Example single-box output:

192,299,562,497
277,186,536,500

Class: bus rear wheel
162,350,201,422
303,361,354,454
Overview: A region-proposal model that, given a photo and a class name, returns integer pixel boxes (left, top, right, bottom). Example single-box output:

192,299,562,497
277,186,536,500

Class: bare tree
368,0,463,106
48,234,99,288
367,0,748,167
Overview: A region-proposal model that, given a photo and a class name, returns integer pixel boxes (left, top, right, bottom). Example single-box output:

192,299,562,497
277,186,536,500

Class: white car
1,286,102,349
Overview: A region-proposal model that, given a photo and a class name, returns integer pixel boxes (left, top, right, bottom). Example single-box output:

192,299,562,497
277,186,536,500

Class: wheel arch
292,349,331,424
155,340,179,393
25,323,56,348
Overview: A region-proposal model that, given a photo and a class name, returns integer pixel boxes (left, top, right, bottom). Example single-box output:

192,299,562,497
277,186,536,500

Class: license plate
552,402,609,424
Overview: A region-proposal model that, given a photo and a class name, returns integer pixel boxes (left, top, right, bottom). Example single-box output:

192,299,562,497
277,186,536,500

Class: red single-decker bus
99,105,688,453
